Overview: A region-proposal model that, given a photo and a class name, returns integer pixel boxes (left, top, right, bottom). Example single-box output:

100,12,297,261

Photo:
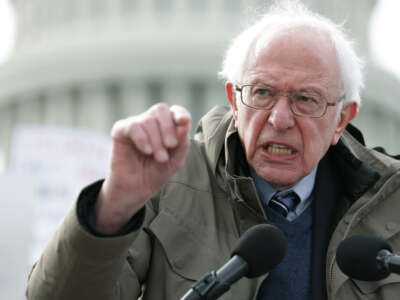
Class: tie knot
268,191,300,217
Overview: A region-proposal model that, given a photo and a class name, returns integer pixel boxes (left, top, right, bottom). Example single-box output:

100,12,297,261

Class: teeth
267,143,293,155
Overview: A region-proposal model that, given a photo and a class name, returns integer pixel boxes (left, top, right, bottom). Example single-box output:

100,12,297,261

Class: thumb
171,105,191,141
171,105,191,126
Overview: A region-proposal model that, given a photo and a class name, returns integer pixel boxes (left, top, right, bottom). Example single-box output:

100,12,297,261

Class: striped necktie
268,191,300,217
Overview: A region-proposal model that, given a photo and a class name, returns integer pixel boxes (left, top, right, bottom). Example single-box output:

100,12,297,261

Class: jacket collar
327,138,381,202
195,106,233,175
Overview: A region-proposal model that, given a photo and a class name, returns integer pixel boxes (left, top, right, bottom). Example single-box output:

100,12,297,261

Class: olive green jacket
27,106,400,300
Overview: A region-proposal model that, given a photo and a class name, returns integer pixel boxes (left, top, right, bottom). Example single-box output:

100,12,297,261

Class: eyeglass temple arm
327,94,345,106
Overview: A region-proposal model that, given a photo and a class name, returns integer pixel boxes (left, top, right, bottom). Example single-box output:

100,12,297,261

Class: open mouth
266,143,294,155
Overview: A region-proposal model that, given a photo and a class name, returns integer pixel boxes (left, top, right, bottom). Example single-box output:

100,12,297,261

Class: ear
226,82,238,121
331,101,358,145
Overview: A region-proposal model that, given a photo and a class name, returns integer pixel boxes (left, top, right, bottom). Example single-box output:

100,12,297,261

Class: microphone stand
180,256,247,300
377,249,400,274
180,272,223,300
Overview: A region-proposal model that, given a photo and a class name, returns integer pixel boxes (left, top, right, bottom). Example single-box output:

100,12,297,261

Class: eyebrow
295,87,325,96
246,81,327,96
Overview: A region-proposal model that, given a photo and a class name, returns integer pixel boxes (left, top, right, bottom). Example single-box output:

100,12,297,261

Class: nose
267,97,295,130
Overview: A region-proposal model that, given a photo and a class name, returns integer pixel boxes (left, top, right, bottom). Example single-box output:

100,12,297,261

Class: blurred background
0,0,399,299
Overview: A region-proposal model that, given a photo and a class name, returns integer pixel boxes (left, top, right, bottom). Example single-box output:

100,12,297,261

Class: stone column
0,103,17,170
76,83,114,133
120,80,149,117
207,81,226,111
16,93,43,125
164,77,191,108
43,87,75,127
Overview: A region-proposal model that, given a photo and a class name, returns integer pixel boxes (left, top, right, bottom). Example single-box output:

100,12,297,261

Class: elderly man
27,3,400,300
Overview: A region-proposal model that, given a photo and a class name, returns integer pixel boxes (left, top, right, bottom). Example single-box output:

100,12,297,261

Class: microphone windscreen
336,235,392,281
231,224,287,278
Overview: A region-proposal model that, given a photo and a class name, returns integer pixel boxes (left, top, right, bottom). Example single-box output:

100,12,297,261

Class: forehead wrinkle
244,68,333,95
243,27,341,97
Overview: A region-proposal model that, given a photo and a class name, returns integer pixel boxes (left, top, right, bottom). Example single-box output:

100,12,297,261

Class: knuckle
134,133,148,146
142,115,157,127
169,104,181,112
156,102,169,111
150,102,169,114
128,121,141,134
111,119,127,137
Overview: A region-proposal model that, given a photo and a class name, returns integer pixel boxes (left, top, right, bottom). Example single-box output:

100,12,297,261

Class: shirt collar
250,166,318,205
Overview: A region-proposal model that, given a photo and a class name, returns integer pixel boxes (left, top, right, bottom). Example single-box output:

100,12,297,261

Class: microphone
336,235,400,281
180,224,287,300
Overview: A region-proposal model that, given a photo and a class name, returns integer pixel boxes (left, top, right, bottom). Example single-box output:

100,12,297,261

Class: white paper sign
7,125,111,298
0,173,36,300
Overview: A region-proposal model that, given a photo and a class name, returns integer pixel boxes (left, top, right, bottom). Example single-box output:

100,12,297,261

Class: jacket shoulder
194,105,232,144
342,128,400,178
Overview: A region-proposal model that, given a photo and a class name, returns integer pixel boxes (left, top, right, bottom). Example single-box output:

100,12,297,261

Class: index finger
170,105,191,126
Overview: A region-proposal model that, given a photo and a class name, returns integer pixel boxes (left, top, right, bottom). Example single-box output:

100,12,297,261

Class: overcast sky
0,0,399,79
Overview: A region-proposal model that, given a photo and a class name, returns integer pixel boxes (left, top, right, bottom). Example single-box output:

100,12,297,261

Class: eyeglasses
235,84,345,118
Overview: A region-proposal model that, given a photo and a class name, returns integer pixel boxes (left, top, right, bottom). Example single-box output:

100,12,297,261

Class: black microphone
336,235,400,281
180,224,287,300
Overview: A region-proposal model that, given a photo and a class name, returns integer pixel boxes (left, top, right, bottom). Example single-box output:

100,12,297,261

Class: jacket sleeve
26,182,157,300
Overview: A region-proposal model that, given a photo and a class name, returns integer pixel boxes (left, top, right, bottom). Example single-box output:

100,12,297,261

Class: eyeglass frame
234,84,345,118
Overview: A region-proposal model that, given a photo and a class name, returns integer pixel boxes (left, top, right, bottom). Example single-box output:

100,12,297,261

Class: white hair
218,1,364,106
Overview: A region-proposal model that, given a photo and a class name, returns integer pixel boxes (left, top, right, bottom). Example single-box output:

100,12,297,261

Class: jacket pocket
146,209,228,281
353,274,400,294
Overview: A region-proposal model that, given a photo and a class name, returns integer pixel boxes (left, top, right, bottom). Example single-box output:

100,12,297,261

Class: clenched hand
94,103,191,234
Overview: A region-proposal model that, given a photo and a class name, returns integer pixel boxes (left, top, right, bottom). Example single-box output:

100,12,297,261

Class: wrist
94,179,148,234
